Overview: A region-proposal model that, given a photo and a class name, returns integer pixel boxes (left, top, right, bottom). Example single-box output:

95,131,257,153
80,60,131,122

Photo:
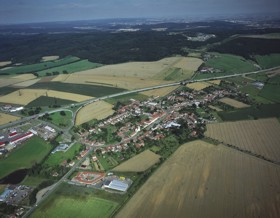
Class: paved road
1,66,279,131
22,145,95,218
20,65,280,217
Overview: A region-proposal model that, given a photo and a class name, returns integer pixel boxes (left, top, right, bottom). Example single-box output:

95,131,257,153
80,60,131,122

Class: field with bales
205,118,280,162
75,101,114,125
113,150,161,172
116,140,280,218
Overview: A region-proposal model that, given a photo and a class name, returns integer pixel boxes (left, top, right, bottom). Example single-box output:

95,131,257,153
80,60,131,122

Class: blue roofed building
0,188,13,202
104,179,129,192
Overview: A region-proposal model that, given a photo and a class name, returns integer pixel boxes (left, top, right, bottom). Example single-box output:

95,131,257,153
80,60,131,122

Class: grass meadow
0,136,52,178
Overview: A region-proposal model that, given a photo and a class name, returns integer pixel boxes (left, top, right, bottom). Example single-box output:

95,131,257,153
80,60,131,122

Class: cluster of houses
77,86,232,157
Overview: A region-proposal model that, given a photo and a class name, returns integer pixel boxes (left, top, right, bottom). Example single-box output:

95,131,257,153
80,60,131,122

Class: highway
18,65,280,217
2,66,279,131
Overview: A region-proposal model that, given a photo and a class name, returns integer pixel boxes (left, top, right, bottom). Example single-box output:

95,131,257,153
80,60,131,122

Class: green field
105,93,148,104
44,143,82,166
29,82,126,97
164,68,182,81
259,76,280,103
218,103,280,121
26,96,75,108
31,195,118,218
240,85,272,104
255,53,280,68
20,176,49,187
0,56,80,75
0,137,52,178
195,53,257,79
49,111,73,128
31,183,122,218
36,60,102,76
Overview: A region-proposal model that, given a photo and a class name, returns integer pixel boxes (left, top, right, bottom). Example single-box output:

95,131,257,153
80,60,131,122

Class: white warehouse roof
105,179,129,192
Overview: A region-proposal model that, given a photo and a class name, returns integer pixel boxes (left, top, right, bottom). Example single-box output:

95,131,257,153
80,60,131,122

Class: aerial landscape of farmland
0,1,279,217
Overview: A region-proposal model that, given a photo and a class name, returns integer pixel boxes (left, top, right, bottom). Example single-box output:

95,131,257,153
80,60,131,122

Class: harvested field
0,74,37,88
113,150,160,172
205,118,280,162
187,82,212,91
76,57,180,78
207,79,221,85
12,78,41,87
116,140,280,218
75,101,114,125
0,61,12,67
51,74,70,82
0,112,20,125
41,56,59,62
56,74,168,90
0,89,92,105
219,97,250,108
173,57,203,72
141,86,178,97
208,105,223,112
56,57,203,89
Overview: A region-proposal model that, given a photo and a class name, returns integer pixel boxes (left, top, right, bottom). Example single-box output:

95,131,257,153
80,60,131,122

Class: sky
0,0,279,24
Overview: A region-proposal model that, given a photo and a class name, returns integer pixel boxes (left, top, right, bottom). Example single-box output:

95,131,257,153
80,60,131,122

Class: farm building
103,179,129,192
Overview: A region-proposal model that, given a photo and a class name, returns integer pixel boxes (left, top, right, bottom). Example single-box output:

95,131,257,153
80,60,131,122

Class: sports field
219,97,250,108
75,101,114,125
113,150,161,172
116,140,280,218
205,118,280,162
0,89,93,105
0,112,20,125
0,136,52,179
31,195,118,218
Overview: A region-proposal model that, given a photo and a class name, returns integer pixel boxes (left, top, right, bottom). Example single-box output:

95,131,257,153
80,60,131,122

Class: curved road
1,66,279,131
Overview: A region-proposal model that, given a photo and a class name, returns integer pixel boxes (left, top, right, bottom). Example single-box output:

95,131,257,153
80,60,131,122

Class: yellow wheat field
113,150,161,172
53,57,203,89
75,101,114,125
12,78,41,87
205,118,280,162
187,82,212,90
173,57,203,71
208,105,223,112
41,56,59,62
0,74,37,88
219,97,250,108
117,140,280,218
54,74,169,90
0,61,12,67
0,113,20,125
0,89,93,105
141,86,179,97
207,80,221,85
